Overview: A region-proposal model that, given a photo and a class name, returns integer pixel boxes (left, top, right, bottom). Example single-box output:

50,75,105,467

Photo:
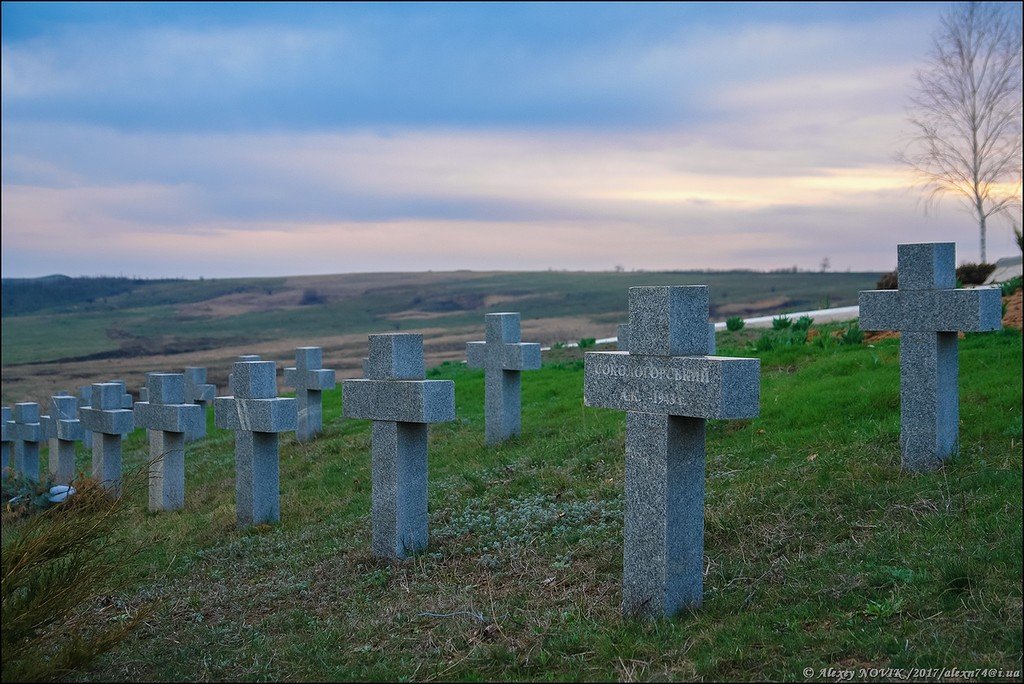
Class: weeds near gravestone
726,316,745,332
840,322,864,345
1,472,156,681
771,315,792,330
792,315,814,332
577,337,596,349
1000,276,1021,296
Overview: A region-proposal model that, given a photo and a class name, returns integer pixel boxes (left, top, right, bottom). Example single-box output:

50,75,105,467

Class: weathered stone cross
135,373,203,511
342,333,455,558
10,403,46,482
584,286,760,618
228,355,262,395
80,383,134,495
859,242,1002,471
466,313,541,445
284,347,336,442
215,360,297,527
44,394,83,485
183,367,216,441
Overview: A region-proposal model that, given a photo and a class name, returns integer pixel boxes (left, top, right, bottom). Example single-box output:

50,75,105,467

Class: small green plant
813,330,834,349
577,337,596,349
841,322,864,345
726,316,745,332
753,332,777,352
792,315,814,332
772,315,792,330
552,341,565,350
1000,275,1021,296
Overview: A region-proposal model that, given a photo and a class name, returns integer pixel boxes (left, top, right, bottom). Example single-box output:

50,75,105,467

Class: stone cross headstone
1,406,11,479
342,333,456,558
80,383,135,495
215,360,296,527
183,367,216,441
859,242,1002,471
44,395,83,485
135,373,203,512
466,313,541,445
78,385,94,448
109,380,134,409
228,355,262,394
284,347,336,442
583,286,760,618
10,403,46,482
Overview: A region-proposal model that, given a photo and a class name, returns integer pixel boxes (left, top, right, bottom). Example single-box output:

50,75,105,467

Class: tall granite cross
1,407,11,479
284,347,336,442
80,383,135,495
44,395,83,485
859,242,1002,471
466,313,541,445
10,403,46,482
135,373,203,511
183,367,216,441
78,385,94,448
342,333,456,558
584,286,760,618
215,360,296,527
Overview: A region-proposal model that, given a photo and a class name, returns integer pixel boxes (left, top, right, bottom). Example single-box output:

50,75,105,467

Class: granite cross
215,360,297,527
466,313,541,445
44,394,83,485
284,347,336,442
135,373,203,511
183,367,216,441
10,403,46,483
80,383,135,495
584,286,760,618
1,407,11,479
859,242,1002,471
342,333,455,558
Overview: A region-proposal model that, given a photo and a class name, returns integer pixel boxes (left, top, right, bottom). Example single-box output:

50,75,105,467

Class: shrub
955,262,996,286
726,316,745,332
772,315,792,330
299,288,326,305
2,477,153,681
577,337,596,349
876,271,898,290
1000,275,1021,296
841,322,864,345
793,315,814,332
752,332,777,352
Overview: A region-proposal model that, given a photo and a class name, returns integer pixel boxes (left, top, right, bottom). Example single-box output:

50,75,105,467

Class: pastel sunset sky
2,2,1019,279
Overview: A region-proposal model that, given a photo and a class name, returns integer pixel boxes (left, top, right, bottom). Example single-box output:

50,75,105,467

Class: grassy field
2,270,879,368
3,321,1021,681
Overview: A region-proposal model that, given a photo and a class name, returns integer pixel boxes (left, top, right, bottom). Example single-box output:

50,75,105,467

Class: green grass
4,325,1021,681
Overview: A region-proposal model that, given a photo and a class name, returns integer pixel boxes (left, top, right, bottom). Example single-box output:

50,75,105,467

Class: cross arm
214,397,297,433
79,407,134,435
284,367,336,391
342,379,455,424
859,288,1002,332
134,402,203,434
583,351,760,419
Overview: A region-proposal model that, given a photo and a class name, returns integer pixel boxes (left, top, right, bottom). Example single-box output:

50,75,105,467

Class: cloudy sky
2,2,1019,279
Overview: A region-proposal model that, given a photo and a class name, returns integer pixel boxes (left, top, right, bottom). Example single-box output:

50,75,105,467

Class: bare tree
898,2,1022,262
